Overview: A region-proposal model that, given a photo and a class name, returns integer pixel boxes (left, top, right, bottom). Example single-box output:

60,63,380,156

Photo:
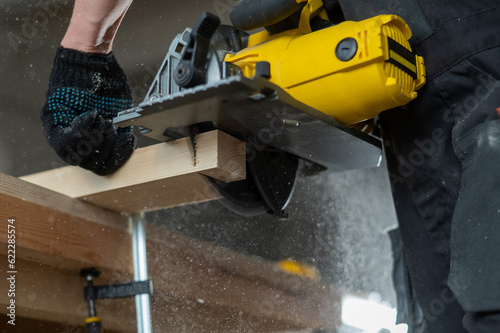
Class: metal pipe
85,275,97,318
132,213,152,333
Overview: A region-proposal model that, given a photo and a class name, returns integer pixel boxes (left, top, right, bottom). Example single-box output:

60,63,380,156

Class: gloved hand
41,46,136,176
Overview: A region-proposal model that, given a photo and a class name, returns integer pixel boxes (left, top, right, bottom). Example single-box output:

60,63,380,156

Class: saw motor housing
225,0,426,125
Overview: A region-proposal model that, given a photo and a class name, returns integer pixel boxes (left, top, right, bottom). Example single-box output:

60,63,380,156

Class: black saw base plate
115,75,381,173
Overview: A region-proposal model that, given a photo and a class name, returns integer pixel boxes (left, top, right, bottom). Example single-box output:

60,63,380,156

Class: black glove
41,46,136,176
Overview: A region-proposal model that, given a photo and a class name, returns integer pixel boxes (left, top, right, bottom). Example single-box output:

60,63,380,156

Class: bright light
341,294,408,333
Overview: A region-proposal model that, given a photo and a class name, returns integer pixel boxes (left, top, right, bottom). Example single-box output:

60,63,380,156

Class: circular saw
114,0,426,217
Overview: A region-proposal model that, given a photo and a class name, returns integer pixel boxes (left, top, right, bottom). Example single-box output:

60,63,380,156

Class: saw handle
174,12,221,88
230,0,305,31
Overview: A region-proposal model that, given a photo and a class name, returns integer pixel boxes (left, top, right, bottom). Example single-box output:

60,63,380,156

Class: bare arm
61,0,133,53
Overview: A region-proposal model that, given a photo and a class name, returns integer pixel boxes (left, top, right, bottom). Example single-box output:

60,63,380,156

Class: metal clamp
80,266,153,333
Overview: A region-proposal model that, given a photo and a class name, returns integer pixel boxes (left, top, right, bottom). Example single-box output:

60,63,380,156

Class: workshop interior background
1,0,406,332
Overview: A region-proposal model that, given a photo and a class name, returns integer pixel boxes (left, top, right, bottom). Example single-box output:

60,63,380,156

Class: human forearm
61,0,133,53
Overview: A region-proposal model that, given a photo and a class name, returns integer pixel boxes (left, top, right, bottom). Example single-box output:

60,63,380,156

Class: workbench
1,131,340,332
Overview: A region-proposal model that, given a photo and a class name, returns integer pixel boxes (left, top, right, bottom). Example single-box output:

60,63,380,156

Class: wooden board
81,173,220,213
0,257,136,333
0,172,134,331
0,172,131,273
146,224,341,331
20,130,246,213
0,221,340,332
0,228,340,333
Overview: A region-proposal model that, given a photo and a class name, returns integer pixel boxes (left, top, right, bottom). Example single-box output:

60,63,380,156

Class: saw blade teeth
193,134,198,166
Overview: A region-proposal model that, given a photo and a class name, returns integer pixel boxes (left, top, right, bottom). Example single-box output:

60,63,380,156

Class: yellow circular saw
115,0,425,217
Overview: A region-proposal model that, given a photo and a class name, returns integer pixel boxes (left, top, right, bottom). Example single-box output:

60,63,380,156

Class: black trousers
380,18,500,333
333,1,500,330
